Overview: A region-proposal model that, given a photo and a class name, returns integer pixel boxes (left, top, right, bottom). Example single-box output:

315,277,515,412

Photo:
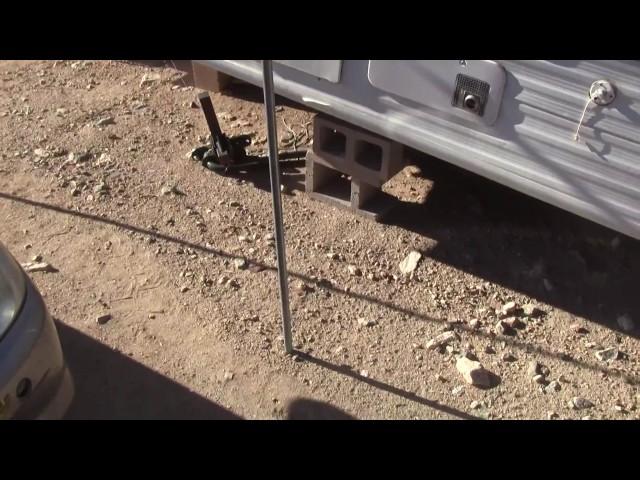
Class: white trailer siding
195,60,640,240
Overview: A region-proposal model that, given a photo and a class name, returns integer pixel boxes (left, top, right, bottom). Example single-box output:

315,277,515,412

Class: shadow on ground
57,321,242,420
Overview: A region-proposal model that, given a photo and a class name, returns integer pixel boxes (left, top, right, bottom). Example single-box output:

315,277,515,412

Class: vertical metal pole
262,60,293,354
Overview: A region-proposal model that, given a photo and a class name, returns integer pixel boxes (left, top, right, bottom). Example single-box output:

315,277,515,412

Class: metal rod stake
262,60,293,354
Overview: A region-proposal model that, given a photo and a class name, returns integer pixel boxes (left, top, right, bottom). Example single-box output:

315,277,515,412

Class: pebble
503,316,524,329
96,116,115,126
501,352,517,362
357,317,377,327
180,286,189,293
399,251,422,275
522,303,543,317
32,254,43,262
570,323,589,334
451,385,465,396
223,371,234,381
494,320,513,336
434,373,447,382
595,347,620,362
456,357,493,388
617,314,635,333
527,361,548,378
426,331,459,350
470,400,482,409
347,265,362,276
570,396,594,410
405,165,422,177
326,252,338,260
545,380,561,393
469,318,480,329
96,314,112,325
264,233,274,241
21,262,57,273
34,148,49,158
484,345,496,354
547,411,559,420
234,258,247,270
218,275,229,285
140,72,161,87
533,374,547,385
501,301,517,316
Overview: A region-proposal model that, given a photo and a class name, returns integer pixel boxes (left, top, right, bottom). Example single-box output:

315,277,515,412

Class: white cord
573,97,592,142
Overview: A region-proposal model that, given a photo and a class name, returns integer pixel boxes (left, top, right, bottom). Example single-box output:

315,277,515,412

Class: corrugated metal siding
196,60,640,239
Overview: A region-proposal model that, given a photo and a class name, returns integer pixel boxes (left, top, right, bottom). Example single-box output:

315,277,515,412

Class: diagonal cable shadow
1,191,638,388
292,351,480,420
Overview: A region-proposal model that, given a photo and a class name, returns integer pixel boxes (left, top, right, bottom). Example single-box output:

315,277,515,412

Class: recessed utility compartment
367,60,507,125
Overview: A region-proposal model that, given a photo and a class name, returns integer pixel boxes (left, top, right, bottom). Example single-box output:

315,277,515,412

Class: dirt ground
1,60,639,420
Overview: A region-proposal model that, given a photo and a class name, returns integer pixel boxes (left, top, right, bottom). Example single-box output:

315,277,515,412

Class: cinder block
305,151,396,221
311,114,404,187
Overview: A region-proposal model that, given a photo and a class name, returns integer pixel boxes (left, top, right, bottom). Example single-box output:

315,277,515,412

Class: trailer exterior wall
194,60,640,240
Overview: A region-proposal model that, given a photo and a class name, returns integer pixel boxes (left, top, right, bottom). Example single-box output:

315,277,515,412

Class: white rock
570,396,594,410
426,331,459,350
347,265,362,276
140,72,161,87
21,262,56,273
501,301,517,316
234,258,247,270
399,251,422,274
595,347,620,362
357,318,377,327
456,357,493,388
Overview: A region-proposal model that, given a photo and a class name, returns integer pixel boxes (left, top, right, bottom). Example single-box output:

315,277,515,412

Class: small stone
218,275,229,285
360,370,369,378
617,314,635,333
96,116,115,126
451,385,465,396
24,244,32,250
264,233,274,241
522,303,543,317
31,254,43,262
223,371,234,381
244,315,260,323
140,72,161,87
357,317,377,327
503,316,524,329
426,331,459,350
399,251,422,275
96,314,112,325
456,357,493,388
570,323,589,334
180,286,189,293
148,314,156,319
234,258,248,270
470,400,482,409
533,374,547,385
229,200,241,207
501,352,517,362
494,320,514,336
595,347,620,362
434,373,447,382
93,182,107,193
405,165,422,177
469,318,480,329
545,380,561,393
547,411,559,420
21,262,57,273
347,265,362,276
501,301,517,316
527,361,544,378
570,396,594,410
34,148,49,158
326,252,338,260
